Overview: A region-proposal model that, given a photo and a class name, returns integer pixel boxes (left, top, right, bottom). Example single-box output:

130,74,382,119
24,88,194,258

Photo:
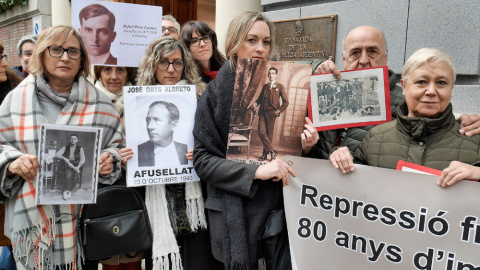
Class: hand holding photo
308,66,391,131
36,125,102,205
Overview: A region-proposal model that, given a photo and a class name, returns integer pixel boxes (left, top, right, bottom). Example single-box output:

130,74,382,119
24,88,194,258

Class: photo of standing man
78,4,117,65
55,134,85,200
254,67,289,161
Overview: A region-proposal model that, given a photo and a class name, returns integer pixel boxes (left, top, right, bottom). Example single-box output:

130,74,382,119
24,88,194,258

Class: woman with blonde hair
193,11,295,269
0,25,122,269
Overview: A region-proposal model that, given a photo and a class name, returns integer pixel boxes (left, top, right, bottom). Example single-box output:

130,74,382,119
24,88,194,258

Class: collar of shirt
154,141,181,166
270,80,276,90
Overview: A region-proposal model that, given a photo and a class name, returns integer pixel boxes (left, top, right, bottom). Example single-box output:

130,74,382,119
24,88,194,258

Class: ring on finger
448,167,454,171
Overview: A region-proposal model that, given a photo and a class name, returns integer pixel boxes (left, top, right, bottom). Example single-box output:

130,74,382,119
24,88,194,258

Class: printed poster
71,0,162,67
123,85,198,187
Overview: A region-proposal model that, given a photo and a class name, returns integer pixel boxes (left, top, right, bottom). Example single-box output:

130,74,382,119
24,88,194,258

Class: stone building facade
263,0,480,114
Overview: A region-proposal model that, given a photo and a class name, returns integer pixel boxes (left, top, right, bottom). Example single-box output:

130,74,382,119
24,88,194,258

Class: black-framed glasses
162,27,178,34
0,55,7,62
47,46,82,60
157,59,184,71
190,35,211,47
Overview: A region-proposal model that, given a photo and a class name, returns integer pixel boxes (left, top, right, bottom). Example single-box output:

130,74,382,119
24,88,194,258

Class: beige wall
197,0,216,30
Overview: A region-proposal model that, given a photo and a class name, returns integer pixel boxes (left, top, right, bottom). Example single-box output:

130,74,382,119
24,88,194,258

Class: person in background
131,36,207,270
0,25,122,270
0,44,22,270
94,65,136,133
179,20,226,84
301,25,480,160
162,14,180,40
193,11,295,269
0,45,22,103
93,65,141,270
329,48,480,186
12,34,38,78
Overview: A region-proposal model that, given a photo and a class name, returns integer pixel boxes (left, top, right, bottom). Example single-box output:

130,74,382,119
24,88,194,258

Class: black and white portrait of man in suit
137,101,188,167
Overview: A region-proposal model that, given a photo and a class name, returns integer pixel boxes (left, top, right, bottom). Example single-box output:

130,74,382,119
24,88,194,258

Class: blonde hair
225,11,276,70
403,48,456,84
29,25,90,80
137,36,205,97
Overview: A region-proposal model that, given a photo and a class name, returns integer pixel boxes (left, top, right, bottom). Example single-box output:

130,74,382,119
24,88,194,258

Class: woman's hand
254,159,296,186
186,149,193,161
301,117,319,154
329,147,355,173
7,154,39,182
120,147,133,165
437,161,480,187
99,152,114,175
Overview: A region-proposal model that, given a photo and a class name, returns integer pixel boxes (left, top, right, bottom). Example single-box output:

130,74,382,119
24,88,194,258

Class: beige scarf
146,80,207,270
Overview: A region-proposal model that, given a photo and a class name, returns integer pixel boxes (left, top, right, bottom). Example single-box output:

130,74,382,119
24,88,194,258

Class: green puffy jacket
354,102,480,170
305,69,405,159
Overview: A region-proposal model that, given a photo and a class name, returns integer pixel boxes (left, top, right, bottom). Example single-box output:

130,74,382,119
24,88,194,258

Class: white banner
283,156,480,270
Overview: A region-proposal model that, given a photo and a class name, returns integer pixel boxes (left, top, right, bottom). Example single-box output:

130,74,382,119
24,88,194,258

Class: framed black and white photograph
123,85,198,187
308,66,392,131
71,0,162,67
36,125,102,205
226,59,312,164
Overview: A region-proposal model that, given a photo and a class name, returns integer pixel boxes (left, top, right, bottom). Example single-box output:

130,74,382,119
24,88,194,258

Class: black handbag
165,183,191,238
79,185,153,260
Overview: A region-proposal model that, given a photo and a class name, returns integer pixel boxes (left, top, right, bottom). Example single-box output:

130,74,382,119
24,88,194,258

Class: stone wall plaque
274,15,337,62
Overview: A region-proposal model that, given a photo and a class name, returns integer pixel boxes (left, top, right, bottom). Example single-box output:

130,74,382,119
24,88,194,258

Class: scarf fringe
147,180,205,270
227,262,250,270
152,252,183,270
12,217,56,269
186,197,207,231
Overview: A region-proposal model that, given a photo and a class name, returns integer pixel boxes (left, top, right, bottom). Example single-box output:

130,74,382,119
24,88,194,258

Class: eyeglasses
47,46,82,60
162,27,178,34
0,55,7,62
157,59,184,71
22,50,33,57
190,35,211,47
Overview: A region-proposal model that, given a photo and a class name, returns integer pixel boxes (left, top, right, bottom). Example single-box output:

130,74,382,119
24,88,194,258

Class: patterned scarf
0,75,123,269
145,80,207,270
